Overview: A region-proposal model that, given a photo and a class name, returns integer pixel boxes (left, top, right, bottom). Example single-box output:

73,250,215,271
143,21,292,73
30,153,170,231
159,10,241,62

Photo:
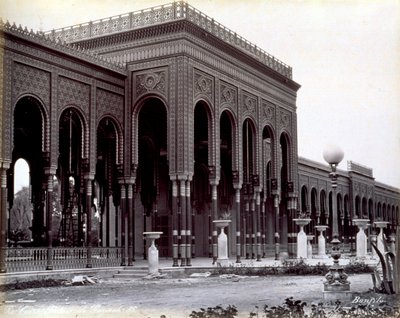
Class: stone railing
44,1,292,78
5,247,122,272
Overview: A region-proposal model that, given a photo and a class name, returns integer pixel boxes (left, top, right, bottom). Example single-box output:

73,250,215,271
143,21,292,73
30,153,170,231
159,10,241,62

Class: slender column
185,179,192,266
234,187,241,263
171,179,179,266
119,183,126,266
261,197,266,258
45,174,54,270
250,196,256,259
179,178,187,266
274,194,280,260
191,198,196,258
243,200,249,258
0,165,8,273
85,177,93,268
208,205,212,258
211,183,218,263
255,191,261,261
127,183,134,266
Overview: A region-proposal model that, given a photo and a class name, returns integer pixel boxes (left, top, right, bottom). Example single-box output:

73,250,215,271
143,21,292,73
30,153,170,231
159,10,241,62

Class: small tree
9,186,32,244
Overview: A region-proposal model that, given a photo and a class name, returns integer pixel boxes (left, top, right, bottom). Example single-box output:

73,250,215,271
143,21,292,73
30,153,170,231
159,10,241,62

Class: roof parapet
43,1,292,79
347,160,373,178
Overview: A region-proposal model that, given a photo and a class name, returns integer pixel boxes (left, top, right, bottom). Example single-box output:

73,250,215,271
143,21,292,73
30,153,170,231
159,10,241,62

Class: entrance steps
113,267,149,279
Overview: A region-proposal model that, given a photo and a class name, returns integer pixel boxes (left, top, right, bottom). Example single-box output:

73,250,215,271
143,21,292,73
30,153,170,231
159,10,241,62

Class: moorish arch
278,131,293,254
343,194,351,244
95,116,122,248
241,117,258,259
320,189,327,226
362,197,367,218
135,97,168,256
262,124,276,257
11,96,47,246
309,187,318,241
355,195,361,218
192,100,213,259
57,107,87,247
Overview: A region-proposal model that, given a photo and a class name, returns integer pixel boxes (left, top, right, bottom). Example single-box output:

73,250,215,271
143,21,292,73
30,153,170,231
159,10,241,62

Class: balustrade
44,1,292,78
5,247,122,272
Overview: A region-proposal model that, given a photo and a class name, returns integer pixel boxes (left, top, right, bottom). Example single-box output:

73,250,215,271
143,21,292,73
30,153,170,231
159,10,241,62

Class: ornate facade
0,2,399,272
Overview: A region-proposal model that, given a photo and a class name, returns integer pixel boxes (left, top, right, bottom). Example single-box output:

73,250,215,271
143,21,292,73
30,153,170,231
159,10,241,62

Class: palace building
0,2,399,272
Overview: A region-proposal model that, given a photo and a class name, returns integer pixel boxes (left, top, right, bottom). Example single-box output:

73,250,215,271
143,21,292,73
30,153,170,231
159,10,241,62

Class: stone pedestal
213,220,231,266
293,219,311,259
315,225,329,259
374,221,389,254
353,219,369,259
307,235,314,259
143,232,163,274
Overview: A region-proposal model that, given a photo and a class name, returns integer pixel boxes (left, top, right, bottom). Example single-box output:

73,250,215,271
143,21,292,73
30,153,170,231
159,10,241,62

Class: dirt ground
0,273,398,318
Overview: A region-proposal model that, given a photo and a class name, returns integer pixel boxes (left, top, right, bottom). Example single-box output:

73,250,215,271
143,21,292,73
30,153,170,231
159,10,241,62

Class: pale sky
2,0,400,190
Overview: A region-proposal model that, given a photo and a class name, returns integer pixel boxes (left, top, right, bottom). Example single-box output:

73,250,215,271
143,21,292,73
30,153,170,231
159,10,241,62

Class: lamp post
322,145,351,300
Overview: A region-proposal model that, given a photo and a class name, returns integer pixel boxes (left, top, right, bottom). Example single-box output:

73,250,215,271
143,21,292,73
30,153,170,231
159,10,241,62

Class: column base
46,266,53,270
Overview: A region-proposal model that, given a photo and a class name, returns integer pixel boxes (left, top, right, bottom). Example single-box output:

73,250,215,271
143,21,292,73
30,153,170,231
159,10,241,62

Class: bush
189,305,238,318
344,261,373,274
282,259,328,275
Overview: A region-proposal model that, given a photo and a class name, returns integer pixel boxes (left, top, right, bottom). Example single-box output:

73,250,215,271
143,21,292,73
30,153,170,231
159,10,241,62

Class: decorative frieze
194,70,213,102
278,108,291,131
241,91,257,118
220,81,237,110
261,99,275,125
135,70,166,98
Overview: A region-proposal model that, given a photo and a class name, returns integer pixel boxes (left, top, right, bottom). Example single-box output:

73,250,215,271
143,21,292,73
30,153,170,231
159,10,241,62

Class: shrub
189,305,238,318
344,261,373,274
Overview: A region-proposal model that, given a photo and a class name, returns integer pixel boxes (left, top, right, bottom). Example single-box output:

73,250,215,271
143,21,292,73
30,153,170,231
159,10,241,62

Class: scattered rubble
143,272,167,280
189,272,212,278
62,275,99,286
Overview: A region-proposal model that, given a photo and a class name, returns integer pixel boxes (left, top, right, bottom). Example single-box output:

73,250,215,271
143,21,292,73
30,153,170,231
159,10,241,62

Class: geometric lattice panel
13,62,50,109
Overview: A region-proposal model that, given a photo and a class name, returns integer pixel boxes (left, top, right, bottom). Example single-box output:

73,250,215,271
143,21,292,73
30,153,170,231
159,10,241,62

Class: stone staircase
113,267,149,279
